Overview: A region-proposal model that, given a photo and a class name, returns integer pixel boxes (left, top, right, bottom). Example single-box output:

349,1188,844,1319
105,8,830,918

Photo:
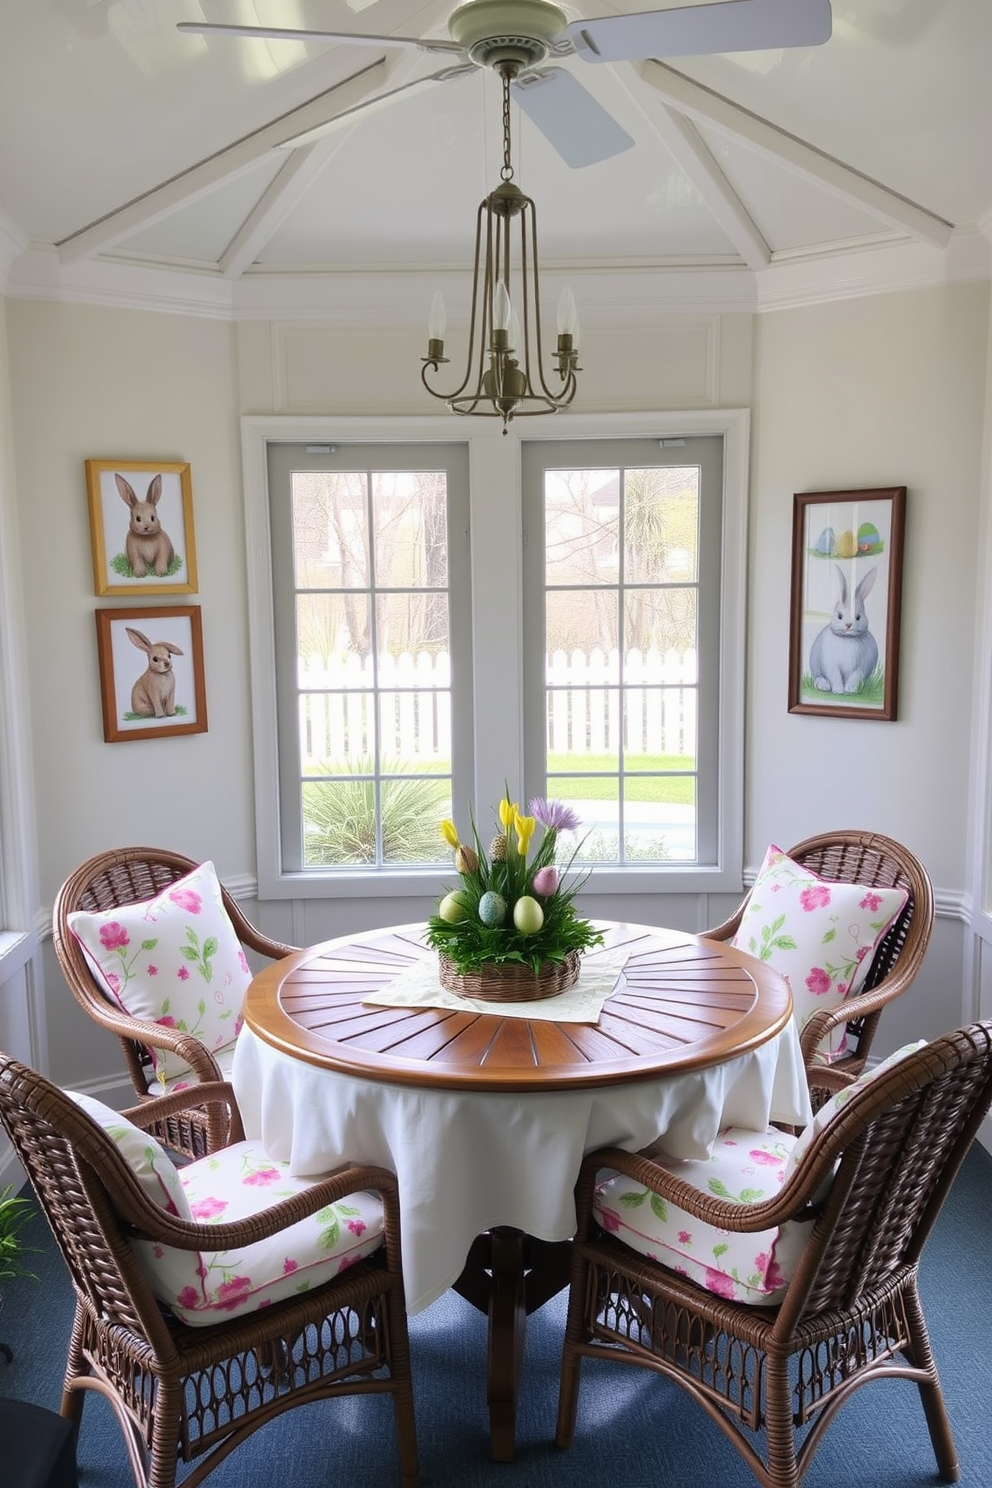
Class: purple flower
529,798,581,833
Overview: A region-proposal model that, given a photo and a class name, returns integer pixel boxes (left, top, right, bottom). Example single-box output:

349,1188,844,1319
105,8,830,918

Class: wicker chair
0,1057,420,1488
703,830,934,1105
556,1021,992,1488
52,846,298,1157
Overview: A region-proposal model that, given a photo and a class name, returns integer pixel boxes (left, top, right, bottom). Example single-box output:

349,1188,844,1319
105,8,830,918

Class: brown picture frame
95,605,208,743
788,486,906,721
85,459,198,596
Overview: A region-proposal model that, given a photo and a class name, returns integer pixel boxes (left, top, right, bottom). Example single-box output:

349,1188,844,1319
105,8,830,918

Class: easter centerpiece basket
424,793,604,1002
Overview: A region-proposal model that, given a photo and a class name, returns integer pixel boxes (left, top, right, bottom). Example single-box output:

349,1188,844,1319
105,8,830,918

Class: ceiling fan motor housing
448,0,568,70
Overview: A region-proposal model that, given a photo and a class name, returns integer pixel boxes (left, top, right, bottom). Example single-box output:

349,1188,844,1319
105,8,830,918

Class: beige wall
749,283,990,890
1,283,989,1088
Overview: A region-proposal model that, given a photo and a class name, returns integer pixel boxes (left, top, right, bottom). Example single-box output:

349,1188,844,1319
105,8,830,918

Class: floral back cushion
68,1091,191,1220
68,861,251,1084
787,1039,927,1173
731,844,909,1065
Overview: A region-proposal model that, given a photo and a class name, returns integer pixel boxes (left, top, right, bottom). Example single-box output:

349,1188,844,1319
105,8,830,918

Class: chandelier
421,62,581,430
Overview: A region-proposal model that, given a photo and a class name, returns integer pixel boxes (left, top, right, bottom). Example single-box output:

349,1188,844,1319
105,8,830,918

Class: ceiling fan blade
567,0,832,64
513,68,634,168
277,64,475,149
176,21,464,57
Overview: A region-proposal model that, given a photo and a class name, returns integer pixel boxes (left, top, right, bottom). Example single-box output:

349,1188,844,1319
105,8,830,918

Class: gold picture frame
788,486,906,721
95,605,208,743
85,459,198,596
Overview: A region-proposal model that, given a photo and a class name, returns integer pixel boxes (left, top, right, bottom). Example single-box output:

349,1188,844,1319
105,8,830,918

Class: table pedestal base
452,1228,572,1462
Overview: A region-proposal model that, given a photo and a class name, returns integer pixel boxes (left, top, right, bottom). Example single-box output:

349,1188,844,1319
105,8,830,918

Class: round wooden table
241,920,797,1460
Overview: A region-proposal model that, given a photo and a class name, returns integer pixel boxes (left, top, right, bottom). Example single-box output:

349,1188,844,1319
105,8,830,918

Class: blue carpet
1,1142,990,1487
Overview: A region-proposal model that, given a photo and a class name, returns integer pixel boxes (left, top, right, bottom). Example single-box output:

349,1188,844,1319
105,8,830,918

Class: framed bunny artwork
95,605,208,743
788,486,906,721
85,458,198,596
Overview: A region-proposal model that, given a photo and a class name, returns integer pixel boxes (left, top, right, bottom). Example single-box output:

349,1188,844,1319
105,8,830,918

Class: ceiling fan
179,0,833,167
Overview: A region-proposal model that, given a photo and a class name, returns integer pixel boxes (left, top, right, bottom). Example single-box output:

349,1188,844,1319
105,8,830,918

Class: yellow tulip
515,814,536,856
440,819,460,849
499,798,518,829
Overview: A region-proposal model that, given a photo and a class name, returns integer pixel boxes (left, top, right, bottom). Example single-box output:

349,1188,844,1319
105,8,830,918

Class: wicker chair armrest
60,988,223,1076
576,1144,827,1238
127,1163,402,1254
121,1081,245,1143
799,969,914,1064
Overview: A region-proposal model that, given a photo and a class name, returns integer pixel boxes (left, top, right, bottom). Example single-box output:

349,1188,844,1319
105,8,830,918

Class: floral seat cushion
731,844,909,1064
593,1040,927,1306
68,1091,385,1328
144,1041,236,1096
593,1126,806,1306
139,1140,386,1327
67,861,251,1084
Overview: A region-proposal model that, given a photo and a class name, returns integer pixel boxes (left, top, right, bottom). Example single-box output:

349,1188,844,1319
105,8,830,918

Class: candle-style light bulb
557,285,579,343
428,291,446,341
492,281,513,334
508,308,521,354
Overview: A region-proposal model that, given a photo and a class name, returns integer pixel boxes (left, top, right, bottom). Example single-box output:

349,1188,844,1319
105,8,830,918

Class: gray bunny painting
809,563,879,694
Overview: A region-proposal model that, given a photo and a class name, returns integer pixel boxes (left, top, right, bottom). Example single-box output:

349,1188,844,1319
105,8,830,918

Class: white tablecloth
232,1022,811,1313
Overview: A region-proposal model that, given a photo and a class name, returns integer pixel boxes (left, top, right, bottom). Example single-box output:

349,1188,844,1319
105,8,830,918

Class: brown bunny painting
116,473,175,578
86,459,198,596
95,605,207,742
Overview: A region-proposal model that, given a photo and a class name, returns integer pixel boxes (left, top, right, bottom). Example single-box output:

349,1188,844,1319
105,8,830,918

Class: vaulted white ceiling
1,0,990,312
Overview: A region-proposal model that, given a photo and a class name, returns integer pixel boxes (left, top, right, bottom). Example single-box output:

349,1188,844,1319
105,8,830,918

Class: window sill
0,929,36,983
258,864,745,901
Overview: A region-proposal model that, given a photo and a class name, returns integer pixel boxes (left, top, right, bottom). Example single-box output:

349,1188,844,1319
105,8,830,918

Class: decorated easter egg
857,522,880,553
438,891,469,923
814,527,835,555
835,529,857,558
478,891,507,927
512,896,545,935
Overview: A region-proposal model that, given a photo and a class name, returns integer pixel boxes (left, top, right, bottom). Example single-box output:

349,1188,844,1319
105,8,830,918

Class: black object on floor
0,1396,79,1488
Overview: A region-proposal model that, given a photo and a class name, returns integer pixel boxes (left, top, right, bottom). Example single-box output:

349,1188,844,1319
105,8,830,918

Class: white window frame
243,409,748,900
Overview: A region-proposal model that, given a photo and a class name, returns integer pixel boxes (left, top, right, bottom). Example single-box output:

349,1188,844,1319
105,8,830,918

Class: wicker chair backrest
0,1055,181,1353
776,1022,992,1332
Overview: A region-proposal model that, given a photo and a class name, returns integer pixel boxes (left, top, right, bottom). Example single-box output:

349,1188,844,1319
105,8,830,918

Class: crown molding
756,226,991,312
2,229,989,324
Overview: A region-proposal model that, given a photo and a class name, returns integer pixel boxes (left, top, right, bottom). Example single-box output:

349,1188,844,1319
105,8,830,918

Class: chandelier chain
500,69,513,182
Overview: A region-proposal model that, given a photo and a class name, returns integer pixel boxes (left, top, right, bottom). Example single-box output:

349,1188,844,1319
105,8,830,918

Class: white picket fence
298,647,697,767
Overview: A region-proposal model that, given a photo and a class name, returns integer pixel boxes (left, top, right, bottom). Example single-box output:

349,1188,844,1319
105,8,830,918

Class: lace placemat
362,945,630,1023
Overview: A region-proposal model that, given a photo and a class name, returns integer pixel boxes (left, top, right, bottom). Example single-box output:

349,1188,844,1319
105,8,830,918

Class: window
522,437,723,867
246,410,746,897
265,442,472,873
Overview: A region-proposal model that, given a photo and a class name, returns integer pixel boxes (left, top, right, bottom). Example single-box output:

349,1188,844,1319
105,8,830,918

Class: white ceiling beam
219,142,344,279
635,60,954,249
613,68,770,269
57,59,391,265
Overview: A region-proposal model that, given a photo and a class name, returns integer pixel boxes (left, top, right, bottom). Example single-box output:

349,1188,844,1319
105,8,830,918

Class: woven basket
438,948,581,1002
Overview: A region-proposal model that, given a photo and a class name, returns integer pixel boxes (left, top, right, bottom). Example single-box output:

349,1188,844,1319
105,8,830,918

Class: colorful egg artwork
814,527,835,555
835,530,857,558
857,522,881,553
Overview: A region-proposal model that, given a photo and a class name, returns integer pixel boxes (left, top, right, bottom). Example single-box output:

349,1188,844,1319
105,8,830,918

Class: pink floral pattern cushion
593,1126,810,1305
787,1039,926,1173
731,844,908,1065
67,861,251,1086
67,1092,191,1220
133,1140,386,1327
